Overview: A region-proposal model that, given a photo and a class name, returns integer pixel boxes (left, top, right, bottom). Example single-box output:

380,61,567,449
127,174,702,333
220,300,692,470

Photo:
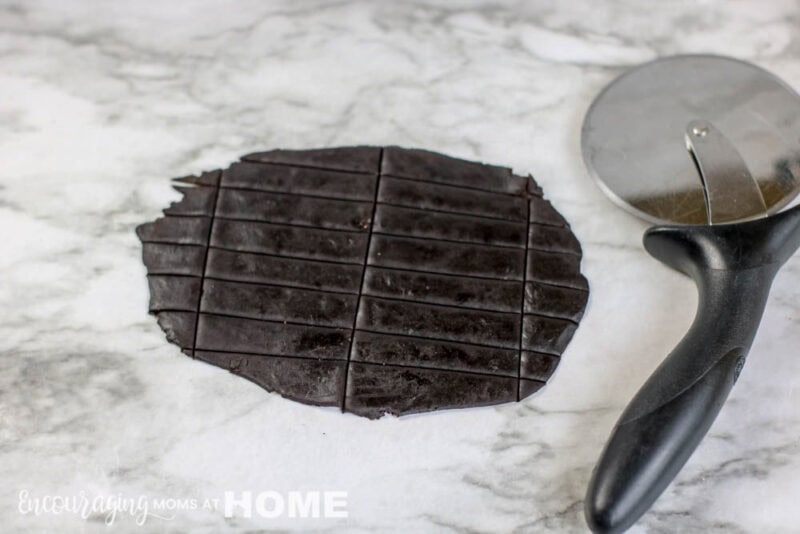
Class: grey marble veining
2,1,800,532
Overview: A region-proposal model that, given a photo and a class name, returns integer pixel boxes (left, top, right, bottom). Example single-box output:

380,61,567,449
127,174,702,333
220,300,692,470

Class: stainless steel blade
582,55,800,225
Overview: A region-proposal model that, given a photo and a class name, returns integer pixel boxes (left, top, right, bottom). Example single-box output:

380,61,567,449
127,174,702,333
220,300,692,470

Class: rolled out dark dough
137,146,588,419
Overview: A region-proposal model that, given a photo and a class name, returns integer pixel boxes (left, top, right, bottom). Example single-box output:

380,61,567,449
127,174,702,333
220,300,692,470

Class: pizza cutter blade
581,54,800,533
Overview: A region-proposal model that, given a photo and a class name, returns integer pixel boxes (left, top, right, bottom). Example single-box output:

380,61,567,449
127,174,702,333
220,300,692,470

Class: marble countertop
3,1,800,532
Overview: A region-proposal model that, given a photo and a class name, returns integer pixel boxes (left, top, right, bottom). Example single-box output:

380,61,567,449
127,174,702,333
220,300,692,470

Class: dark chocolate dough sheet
137,146,589,419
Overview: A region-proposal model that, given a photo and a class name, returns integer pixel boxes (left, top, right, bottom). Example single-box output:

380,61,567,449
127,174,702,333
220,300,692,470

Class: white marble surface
3,1,800,532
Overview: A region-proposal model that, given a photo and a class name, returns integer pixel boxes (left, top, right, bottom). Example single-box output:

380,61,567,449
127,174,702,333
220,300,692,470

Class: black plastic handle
585,203,800,534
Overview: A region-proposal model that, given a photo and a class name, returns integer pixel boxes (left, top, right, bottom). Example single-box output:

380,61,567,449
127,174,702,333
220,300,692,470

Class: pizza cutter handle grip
585,204,800,534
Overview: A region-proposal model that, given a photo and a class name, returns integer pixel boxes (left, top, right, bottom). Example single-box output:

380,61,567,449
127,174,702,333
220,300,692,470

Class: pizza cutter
581,54,800,533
